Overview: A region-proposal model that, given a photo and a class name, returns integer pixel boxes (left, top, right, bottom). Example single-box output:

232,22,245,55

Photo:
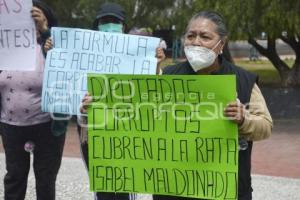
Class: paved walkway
252,121,300,178
0,119,300,199
0,154,299,200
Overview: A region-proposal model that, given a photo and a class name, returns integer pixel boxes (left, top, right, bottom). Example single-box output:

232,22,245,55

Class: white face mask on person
184,40,222,72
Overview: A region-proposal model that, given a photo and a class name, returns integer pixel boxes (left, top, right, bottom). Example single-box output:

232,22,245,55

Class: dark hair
186,11,228,40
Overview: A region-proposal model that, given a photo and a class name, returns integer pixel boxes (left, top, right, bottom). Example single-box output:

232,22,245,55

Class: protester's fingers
157,48,164,56
224,111,238,117
224,102,240,114
155,47,162,56
31,9,44,21
43,38,53,53
83,99,92,105
45,38,51,45
31,7,48,32
44,45,50,52
224,106,239,113
156,47,166,64
227,102,239,107
31,6,43,13
48,41,53,49
81,102,89,109
224,101,245,124
82,94,90,102
80,100,92,114
44,44,51,52
224,112,242,122
81,97,93,112
158,52,165,60
82,95,92,103
82,92,91,98
156,47,162,53
46,38,53,48
80,106,87,114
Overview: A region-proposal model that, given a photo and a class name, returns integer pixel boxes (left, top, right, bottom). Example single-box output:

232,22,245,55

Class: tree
241,0,300,87
43,0,300,86
43,0,175,30
176,0,300,87
43,0,99,28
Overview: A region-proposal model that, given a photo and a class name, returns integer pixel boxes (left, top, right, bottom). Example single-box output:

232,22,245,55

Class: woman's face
184,18,224,54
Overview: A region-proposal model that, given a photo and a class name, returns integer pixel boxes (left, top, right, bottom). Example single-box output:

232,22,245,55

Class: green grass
160,58,175,68
160,58,296,86
234,59,281,86
235,58,295,86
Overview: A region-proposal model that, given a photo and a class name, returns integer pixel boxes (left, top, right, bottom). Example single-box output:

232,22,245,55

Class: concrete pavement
0,154,300,200
0,119,300,199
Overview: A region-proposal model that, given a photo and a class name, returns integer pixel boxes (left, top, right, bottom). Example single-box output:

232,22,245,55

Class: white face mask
184,40,221,72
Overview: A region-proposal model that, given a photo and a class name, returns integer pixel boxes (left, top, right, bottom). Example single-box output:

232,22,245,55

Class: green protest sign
88,74,238,199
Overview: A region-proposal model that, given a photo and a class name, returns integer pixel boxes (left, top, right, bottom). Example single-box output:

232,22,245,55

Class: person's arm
156,47,166,75
43,38,53,55
78,94,92,144
31,6,51,56
238,84,273,141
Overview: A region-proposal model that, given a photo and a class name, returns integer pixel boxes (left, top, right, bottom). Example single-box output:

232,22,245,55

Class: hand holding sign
155,47,165,74
156,47,165,64
224,99,246,125
31,6,48,33
43,38,53,53
80,93,92,114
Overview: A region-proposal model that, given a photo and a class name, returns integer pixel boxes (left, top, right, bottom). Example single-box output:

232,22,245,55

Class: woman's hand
156,47,166,74
44,38,53,53
80,93,92,114
224,99,245,125
156,47,166,64
31,6,48,33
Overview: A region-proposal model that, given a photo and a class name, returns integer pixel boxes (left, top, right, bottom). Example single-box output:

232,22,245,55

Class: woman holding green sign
152,11,273,200
81,10,272,200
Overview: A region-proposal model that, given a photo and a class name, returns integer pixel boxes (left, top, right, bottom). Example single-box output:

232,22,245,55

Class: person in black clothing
153,11,272,200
